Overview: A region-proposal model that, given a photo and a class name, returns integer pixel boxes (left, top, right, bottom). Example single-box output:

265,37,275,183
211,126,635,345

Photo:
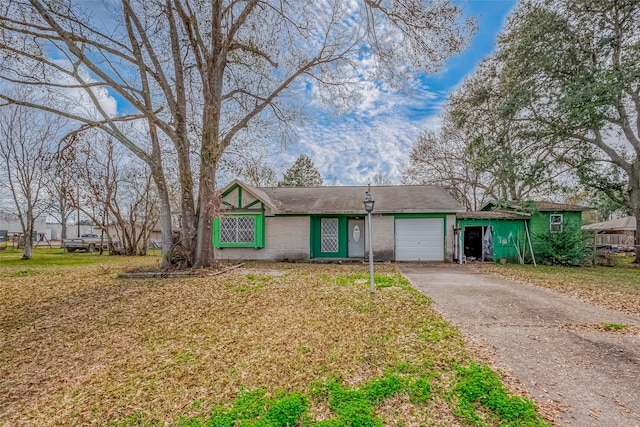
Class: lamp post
76,181,80,238
363,187,375,293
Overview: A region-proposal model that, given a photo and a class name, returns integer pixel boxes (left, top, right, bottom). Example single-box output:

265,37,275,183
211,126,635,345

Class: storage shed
455,211,529,263
456,201,591,264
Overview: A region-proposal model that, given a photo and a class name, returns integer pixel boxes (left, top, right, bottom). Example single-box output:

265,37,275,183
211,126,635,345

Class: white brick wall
214,216,310,261
214,213,454,262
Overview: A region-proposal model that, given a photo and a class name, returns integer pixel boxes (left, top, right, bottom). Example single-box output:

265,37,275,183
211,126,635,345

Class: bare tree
0,103,62,259
368,172,395,186
219,140,279,187
63,132,159,256
47,148,76,240
403,128,490,210
0,0,475,267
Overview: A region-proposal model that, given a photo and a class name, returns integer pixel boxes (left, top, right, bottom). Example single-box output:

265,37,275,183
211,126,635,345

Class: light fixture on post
363,186,375,293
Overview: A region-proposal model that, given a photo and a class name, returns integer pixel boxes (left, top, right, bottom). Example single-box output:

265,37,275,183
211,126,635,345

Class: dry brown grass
1,259,478,426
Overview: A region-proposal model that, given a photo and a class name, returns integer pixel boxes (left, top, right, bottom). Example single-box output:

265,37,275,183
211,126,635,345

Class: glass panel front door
348,219,365,258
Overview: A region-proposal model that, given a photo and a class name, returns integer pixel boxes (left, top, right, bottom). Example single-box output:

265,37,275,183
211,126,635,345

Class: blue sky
282,0,517,186
67,1,517,187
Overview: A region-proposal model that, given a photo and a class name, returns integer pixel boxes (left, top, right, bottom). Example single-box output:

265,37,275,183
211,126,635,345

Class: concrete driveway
399,264,640,427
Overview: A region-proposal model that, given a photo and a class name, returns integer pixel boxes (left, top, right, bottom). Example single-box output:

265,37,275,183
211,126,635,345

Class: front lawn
475,258,640,316
0,246,161,267
1,255,549,426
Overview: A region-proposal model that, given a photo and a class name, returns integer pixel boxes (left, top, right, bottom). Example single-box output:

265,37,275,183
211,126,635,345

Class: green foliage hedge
533,222,591,266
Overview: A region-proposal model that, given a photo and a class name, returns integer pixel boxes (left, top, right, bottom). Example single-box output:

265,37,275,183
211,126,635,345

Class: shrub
533,222,591,266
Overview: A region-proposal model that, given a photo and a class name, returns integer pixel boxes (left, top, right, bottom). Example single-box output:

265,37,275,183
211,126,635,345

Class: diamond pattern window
321,218,339,253
214,214,264,248
220,216,255,243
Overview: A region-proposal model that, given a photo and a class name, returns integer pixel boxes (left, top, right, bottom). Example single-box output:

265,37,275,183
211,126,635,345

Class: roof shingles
222,181,466,215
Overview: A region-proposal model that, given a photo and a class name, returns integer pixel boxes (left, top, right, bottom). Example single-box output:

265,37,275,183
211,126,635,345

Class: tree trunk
176,138,196,259
157,185,173,269
192,55,224,268
21,236,33,259
629,168,640,264
193,157,217,268
58,196,69,240
634,208,640,264
22,216,34,260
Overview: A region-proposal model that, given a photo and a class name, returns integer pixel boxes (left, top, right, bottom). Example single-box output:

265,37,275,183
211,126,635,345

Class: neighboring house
582,216,636,249
103,221,179,249
214,180,466,262
455,201,591,263
0,212,47,241
45,221,96,241
171,205,183,230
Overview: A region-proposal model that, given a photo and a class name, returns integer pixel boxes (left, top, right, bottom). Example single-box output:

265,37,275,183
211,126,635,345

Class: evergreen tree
278,155,324,187
533,221,591,266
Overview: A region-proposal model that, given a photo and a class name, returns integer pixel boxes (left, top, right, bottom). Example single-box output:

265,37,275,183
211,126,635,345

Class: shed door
395,218,444,261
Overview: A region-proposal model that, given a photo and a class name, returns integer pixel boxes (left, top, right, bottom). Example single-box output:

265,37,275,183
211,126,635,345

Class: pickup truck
62,234,108,253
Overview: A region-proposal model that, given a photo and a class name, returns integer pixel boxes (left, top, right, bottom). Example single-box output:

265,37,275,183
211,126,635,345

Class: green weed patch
334,272,412,289
600,322,628,331
175,389,309,427
11,269,37,277
452,363,550,427
421,321,458,342
175,371,425,427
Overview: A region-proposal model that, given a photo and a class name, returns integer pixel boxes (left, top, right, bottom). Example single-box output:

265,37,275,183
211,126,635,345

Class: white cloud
49,61,119,120
355,81,382,115
286,86,444,185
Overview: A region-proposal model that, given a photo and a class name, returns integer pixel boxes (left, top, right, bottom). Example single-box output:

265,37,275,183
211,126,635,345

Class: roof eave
274,209,465,215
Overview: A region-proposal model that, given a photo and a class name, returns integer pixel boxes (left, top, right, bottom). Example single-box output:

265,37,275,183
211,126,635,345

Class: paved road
399,264,640,427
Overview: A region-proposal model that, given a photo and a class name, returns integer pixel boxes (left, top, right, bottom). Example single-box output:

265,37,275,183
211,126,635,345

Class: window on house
214,214,264,248
220,216,255,242
550,214,563,233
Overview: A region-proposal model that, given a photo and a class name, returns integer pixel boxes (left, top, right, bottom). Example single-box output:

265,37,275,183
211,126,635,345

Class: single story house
455,201,591,263
214,180,466,262
103,221,182,250
582,216,636,249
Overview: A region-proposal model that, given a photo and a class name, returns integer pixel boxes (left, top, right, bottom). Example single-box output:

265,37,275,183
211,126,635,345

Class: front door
348,219,365,258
